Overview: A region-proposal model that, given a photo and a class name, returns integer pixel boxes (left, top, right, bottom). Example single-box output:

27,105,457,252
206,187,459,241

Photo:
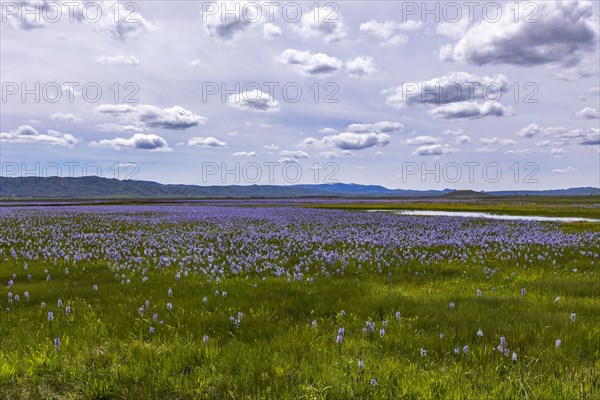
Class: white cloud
359,19,423,46
455,134,471,144
506,149,531,155
263,144,279,150
188,136,227,147
227,90,280,113
405,136,439,145
50,113,82,123
202,0,258,42
346,121,404,134
443,129,464,136
440,1,598,67
96,55,140,66
428,102,514,120
233,151,256,157
300,132,390,150
553,166,579,173
90,133,170,151
262,22,282,39
480,137,517,146
319,128,337,134
277,49,342,77
4,0,156,41
550,148,564,156
96,104,206,130
575,107,600,119
412,144,457,156
383,72,509,108
319,150,354,158
278,150,309,162
383,72,513,119
346,56,377,79
188,59,202,68
292,6,346,43
515,124,599,145
93,1,156,41
1,125,79,147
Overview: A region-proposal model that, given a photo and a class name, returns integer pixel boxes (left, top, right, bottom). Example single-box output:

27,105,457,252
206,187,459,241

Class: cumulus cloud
383,72,513,119
383,72,509,108
443,129,464,136
96,104,206,130
359,19,423,46
455,134,471,144
277,49,342,77
278,150,309,163
90,133,170,151
412,144,457,156
319,150,354,158
227,90,280,113
506,149,532,155
233,151,256,157
300,132,390,151
439,1,598,67
575,107,600,119
553,166,579,174
428,102,514,120
550,148,565,156
405,136,439,145
346,56,377,79
2,1,52,30
3,0,156,39
1,125,79,147
346,121,404,134
50,113,82,123
91,1,156,41
201,0,258,42
263,144,279,150
480,137,517,146
292,6,347,43
96,55,140,66
516,124,599,145
188,137,227,147
262,22,282,39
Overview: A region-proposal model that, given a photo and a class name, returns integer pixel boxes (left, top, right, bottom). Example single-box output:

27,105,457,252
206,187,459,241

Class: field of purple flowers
1,205,599,398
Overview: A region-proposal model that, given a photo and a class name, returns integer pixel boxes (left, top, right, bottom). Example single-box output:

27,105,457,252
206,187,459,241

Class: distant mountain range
0,176,599,199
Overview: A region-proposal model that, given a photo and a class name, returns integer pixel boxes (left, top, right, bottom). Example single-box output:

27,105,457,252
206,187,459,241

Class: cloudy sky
1,0,599,190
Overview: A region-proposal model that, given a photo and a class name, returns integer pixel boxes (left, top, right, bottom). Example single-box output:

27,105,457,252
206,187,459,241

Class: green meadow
1,200,598,399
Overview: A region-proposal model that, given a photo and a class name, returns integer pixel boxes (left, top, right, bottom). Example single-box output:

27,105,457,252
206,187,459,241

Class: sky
1,0,599,190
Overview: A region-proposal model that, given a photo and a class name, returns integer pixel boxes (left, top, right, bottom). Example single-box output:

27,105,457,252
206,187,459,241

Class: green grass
1,202,599,399
1,255,599,398
306,196,600,219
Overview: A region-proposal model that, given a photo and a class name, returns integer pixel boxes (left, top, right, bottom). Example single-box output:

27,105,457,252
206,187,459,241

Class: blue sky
1,0,599,190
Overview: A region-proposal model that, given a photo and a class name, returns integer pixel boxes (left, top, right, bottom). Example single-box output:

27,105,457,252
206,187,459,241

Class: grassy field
306,195,600,219
0,202,599,399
